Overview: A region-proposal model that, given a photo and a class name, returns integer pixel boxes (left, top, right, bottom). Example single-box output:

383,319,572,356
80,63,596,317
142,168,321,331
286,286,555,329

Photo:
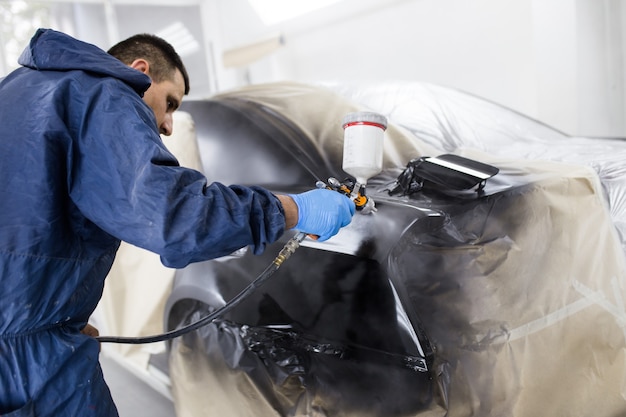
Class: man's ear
129,58,150,75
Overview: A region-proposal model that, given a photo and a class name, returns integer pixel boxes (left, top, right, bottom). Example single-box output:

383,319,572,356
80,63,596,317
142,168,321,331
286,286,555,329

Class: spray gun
340,111,387,214
309,111,388,214
97,111,387,345
280,111,387,257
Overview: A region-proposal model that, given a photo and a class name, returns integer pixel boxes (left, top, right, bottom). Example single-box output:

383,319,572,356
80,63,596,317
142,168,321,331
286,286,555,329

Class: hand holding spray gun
291,110,387,235
281,111,387,259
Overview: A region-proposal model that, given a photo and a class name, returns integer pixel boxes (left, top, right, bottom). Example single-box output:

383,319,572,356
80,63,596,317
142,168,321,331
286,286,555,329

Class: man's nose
160,114,173,136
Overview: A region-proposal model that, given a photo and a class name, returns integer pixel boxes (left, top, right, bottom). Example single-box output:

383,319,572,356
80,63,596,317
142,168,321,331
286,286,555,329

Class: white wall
532,0,625,137
1,0,622,137
213,0,625,137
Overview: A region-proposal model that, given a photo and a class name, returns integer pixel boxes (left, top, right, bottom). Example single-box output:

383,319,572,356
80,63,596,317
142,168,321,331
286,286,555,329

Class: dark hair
107,33,190,95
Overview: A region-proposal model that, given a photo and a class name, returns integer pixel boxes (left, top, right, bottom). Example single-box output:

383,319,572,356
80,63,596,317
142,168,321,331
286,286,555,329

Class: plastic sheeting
163,81,626,416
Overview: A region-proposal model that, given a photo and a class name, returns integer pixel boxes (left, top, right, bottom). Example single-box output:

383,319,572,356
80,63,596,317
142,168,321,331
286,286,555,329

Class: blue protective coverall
0,29,286,416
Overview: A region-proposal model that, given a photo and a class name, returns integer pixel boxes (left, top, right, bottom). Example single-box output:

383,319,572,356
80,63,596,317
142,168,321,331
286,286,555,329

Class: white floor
100,353,176,417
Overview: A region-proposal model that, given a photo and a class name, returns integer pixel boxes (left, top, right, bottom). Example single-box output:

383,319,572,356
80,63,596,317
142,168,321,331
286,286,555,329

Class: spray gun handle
300,176,375,241
323,177,375,213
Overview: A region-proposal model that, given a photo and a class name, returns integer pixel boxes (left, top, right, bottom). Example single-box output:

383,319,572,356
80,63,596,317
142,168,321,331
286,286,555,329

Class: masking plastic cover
165,81,626,417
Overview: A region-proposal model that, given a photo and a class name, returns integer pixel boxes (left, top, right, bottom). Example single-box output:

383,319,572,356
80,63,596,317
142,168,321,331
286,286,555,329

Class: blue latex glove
289,189,356,241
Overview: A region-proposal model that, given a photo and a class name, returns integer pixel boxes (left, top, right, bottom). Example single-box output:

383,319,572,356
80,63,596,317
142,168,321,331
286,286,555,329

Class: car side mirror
389,154,499,195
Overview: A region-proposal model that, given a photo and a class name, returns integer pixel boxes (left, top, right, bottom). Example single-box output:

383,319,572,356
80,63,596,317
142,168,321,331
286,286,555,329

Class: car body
159,81,626,417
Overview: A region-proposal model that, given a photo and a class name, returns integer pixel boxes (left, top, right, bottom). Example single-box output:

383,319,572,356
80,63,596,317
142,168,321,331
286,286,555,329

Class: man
0,28,354,416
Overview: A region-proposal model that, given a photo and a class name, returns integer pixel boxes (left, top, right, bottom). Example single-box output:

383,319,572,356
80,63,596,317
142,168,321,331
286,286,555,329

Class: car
149,81,626,417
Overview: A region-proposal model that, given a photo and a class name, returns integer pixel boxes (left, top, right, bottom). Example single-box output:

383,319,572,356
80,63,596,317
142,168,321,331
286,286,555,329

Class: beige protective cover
427,151,626,417
162,82,626,417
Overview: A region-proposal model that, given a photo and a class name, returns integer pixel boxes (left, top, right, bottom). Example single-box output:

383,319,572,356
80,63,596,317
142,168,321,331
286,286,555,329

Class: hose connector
273,232,306,267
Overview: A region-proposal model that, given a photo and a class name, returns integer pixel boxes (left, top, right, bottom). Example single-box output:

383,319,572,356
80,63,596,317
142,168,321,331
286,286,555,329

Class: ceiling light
248,0,342,25
156,21,199,57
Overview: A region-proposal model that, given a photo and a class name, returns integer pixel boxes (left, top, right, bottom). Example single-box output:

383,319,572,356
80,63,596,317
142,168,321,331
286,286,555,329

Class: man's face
142,68,186,136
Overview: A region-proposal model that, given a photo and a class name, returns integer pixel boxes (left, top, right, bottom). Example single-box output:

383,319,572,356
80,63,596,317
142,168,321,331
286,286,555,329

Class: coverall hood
19,28,151,95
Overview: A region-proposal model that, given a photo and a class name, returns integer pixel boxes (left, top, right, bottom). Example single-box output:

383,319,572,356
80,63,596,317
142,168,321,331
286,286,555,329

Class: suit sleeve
67,79,286,268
